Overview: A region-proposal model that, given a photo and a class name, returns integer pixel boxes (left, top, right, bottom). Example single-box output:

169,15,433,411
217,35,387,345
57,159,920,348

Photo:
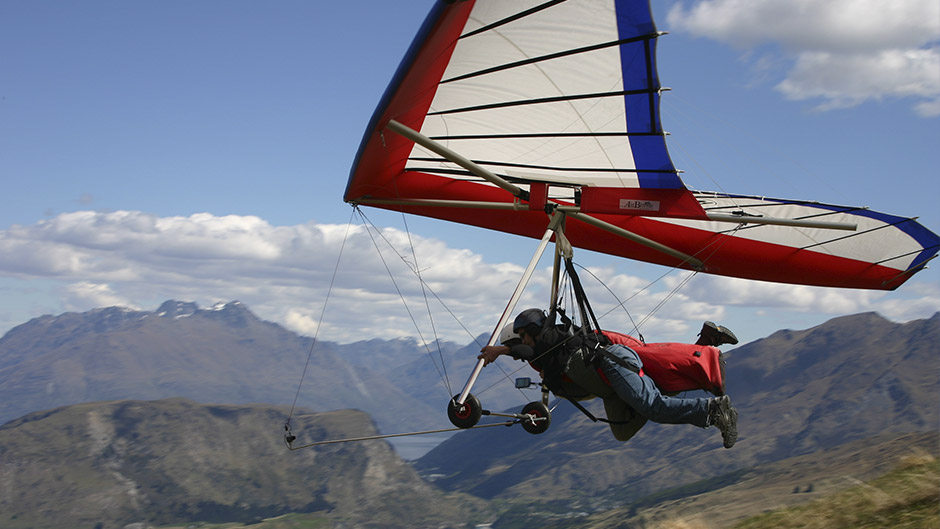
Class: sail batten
443,34,662,85
427,89,661,117
458,0,567,40
429,132,665,140
407,157,677,174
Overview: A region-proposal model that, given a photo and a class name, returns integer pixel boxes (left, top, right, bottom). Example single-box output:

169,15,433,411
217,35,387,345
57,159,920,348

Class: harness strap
566,397,636,425
595,345,642,375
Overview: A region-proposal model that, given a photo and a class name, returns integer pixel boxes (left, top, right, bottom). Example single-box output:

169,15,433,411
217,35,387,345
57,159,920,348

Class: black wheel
447,393,482,428
520,401,551,434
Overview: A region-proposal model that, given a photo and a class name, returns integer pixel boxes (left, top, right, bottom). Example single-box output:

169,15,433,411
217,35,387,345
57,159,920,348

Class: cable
285,208,356,426
401,212,452,396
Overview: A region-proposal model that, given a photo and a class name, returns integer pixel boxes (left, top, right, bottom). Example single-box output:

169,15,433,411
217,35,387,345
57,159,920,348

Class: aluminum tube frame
353,198,858,232
705,213,857,231
455,213,563,405
354,197,524,210
566,211,706,270
386,119,525,199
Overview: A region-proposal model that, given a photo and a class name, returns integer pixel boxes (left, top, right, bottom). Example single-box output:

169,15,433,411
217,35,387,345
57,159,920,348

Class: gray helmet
513,308,546,333
499,323,521,345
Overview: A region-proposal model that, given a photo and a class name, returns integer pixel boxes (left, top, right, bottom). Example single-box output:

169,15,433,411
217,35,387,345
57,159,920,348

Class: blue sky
1,0,938,347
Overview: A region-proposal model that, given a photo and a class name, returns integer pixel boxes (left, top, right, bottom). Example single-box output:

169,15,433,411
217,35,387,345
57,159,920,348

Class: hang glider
346,0,938,291
335,0,940,441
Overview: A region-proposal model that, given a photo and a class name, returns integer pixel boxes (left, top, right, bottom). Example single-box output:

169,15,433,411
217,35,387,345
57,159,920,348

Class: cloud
63,281,138,311
678,273,940,323
777,48,940,115
1,211,935,344
667,0,940,116
0,211,534,343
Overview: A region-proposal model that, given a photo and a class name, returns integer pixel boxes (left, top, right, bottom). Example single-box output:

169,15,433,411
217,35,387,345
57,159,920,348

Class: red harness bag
602,331,724,395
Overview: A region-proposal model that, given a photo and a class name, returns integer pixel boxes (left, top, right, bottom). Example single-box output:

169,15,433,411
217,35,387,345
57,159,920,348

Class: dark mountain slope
0,398,487,529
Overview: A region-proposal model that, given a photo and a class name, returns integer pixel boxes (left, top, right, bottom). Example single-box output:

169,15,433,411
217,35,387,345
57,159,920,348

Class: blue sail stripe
615,0,682,189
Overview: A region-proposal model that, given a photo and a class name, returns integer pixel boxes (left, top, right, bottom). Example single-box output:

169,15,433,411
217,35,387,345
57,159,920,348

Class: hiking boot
708,395,738,449
697,321,739,346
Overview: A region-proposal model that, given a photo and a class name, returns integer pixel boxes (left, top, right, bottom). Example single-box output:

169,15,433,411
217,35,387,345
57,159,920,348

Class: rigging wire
354,208,533,403
629,222,746,332
632,269,700,333
576,220,746,338
286,201,748,446
284,207,543,450
355,207,453,396
355,208,483,345
573,263,644,342
285,208,356,427
285,421,519,450
400,212,452,396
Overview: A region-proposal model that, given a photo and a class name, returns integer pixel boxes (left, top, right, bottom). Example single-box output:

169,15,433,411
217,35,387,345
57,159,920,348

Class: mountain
0,300,446,435
414,312,940,505
0,300,533,451
0,304,936,527
0,398,488,529
2,303,937,509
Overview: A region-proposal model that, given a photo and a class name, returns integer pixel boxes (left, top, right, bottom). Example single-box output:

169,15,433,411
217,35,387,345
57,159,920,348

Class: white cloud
777,48,940,115
873,281,940,322
1,211,935,345
63,281,138,312
680,274,883,312
679,273,939,321
0,211,532,343
667,0,940,115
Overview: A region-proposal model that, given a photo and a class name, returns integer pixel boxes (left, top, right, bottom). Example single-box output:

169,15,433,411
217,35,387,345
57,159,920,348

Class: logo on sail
620,199,660,212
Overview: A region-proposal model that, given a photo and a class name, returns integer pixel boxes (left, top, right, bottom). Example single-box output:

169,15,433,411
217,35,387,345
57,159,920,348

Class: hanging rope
400,212,452,397
354,208,531,403
355,207,453,396
568,220,747,339
573,263,645,343
285,208,357,431
631,222,746,333
285,420,518,450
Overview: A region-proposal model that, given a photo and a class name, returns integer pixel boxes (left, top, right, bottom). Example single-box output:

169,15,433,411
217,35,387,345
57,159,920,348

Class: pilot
480,308,739,448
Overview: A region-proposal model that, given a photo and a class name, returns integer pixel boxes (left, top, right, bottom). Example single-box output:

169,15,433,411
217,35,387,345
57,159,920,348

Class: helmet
498,322,521,345
513,308,546,334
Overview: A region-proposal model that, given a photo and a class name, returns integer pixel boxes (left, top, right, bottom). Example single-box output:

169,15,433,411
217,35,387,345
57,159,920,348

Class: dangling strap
566,397,635,425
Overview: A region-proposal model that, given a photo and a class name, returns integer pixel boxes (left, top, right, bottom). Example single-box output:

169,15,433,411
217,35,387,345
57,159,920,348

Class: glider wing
346,0,938,290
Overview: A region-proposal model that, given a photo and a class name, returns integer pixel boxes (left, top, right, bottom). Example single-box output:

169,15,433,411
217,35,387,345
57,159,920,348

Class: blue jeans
599,344,710,427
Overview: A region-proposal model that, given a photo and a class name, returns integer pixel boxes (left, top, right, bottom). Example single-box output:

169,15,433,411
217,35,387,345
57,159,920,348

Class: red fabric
602,331,723,394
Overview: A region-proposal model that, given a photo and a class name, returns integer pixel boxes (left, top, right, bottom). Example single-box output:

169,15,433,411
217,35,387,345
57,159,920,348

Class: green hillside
733,454,938,529
148,449,939,529
482,432,938,529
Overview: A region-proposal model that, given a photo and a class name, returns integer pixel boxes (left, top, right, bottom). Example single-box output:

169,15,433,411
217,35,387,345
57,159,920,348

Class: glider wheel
447,394,482,429
520,401,551,435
